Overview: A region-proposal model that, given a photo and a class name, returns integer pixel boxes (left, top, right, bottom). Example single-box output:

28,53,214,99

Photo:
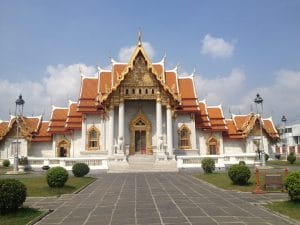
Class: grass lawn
18,176,96,197
0,166,11,175
267,160,300,167
0,208,42,225
264,200,300,221
194,172,257,192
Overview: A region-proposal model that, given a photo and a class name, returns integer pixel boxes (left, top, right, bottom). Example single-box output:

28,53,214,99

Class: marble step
108,160,178,173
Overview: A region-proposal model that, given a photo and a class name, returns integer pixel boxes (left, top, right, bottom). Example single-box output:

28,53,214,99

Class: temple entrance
135,130,146,154
56,138,70,157
129,112,152,155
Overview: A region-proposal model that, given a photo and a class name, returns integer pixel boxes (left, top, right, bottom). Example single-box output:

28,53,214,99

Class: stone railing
177,153,257,169
27,157,108,170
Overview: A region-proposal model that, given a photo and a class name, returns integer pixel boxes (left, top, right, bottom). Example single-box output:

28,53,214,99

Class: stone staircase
108,154,178,173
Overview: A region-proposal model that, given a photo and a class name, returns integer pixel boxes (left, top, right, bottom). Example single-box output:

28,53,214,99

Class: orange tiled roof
263,118,279,139
223,114,279,140
78,77,99,113
23,117,40,133
165,71,178,94
207,107,227,131
153,64,163,75
48,107,69,133
66,102,82,130
177,77,198,112
195,101,211,129
0,121,9,140
99,72,112,95
32,122,52,142
224,119,245,139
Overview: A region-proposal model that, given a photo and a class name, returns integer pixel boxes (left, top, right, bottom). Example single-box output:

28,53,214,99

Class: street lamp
13,94,25,172
281,115,287,160
254,93,265,166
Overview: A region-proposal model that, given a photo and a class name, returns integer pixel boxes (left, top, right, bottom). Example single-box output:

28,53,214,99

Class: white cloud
195,69,300,124
201,34,234,58
0,64,96,120
118,42,155,62
195,68,246,105
44,64,96,105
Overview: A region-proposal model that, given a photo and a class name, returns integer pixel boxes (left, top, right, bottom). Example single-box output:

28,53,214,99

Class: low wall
177,153,258,169
27,157,109,170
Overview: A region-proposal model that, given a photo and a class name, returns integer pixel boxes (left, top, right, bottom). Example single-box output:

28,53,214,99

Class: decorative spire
138,28,142,46
191,67,196,77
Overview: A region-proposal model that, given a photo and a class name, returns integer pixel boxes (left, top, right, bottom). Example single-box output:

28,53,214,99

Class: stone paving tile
31,173,298,225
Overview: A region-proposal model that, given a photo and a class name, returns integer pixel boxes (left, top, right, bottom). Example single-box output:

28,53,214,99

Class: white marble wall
223,139,245,154
30,142,53,157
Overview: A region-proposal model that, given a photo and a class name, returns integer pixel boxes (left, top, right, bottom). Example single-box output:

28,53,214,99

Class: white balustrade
27,157,109,170
176,153,257,169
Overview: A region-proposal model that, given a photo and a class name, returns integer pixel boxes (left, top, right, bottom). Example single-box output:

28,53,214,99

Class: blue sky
1,0,300,125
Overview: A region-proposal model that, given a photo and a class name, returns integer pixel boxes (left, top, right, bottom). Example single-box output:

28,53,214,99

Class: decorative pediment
98,44,180,107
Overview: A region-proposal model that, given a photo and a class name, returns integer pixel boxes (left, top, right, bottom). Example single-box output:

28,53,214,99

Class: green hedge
284,171,300,201
0,179,27,214
201,158,215,174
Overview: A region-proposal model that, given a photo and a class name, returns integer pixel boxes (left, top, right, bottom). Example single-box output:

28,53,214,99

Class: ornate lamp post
13,95,25,172
281,115,287,160
254,93,265,166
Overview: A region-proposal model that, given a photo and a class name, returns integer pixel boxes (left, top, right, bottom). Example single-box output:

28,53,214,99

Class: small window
178,125,191,149
139,89,142,94
126,89,129,95
87,126,100,150
208,138,218,155
132,89,135,94
145,89,148,94
152,89,154,94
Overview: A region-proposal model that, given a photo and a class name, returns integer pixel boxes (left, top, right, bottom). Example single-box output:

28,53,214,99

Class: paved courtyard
25,173,297,225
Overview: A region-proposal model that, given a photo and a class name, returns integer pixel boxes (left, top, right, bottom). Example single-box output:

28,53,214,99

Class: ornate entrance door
129,112,152,155
135,130,146,154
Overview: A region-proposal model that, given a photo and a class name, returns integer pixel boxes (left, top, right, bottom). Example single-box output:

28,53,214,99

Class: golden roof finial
138,28,142,46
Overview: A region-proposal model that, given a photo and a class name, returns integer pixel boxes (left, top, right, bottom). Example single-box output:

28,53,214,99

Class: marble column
118,100,125,154
82,115,86,149
166,105,173,157
156,99,162,152
108,106,114,156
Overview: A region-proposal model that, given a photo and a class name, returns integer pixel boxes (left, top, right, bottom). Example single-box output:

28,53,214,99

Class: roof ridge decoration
68,100,77,105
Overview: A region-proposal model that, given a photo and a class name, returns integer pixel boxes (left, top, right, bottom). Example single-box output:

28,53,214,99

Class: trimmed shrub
46,167,68,188
287,153,296,164
284,171,300,201
201,158,215,174
264,153,269,161
72,163,90,177
228,164,251,185
275,153,281,160
0,179,27,214
238,161,246,166
2,160,10,167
